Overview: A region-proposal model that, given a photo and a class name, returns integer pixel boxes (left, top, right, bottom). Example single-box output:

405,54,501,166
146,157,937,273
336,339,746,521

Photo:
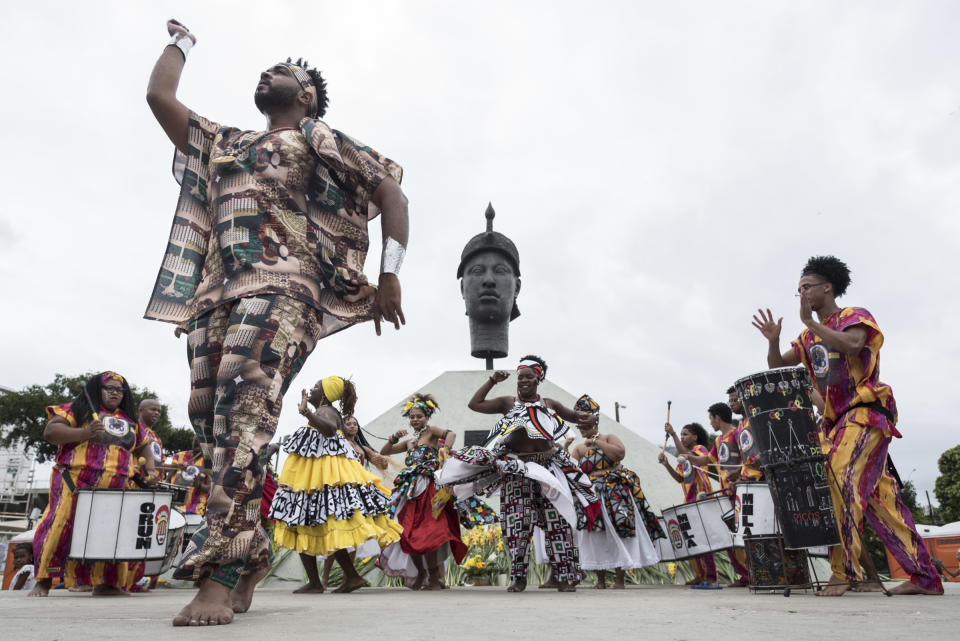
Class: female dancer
657,421,718,588
440,355,600,592
319,415,392,590
378,394,467,590
30,371,157,596
268,377,401,594
570,394,662,589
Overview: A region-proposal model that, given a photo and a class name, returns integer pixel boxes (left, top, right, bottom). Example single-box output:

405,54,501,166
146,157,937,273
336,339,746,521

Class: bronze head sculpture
457,204,521,361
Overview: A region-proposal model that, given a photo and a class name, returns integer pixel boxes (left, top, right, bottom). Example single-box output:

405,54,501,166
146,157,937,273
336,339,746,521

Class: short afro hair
707,402,733,423
802,255,851,297
518,354,547,377
287,57,329,118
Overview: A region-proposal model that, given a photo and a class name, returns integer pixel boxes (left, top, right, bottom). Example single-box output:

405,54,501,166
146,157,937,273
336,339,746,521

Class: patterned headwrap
402,394,438,418
101,371,125,386
278,61,317,115
320,376,345,403
575,394,600,415
517,358,545,382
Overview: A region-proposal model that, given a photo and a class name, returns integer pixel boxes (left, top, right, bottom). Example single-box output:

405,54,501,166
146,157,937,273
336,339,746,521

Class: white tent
360,370,681,513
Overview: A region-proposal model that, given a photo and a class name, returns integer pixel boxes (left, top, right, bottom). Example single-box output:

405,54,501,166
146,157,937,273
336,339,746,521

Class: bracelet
489,376,497,384
381,237,405,275
167,33,194,59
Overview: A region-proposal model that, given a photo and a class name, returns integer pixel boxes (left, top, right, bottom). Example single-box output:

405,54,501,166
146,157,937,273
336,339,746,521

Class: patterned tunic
677,444,713,503
791,307,899,438
168,450,208,515
577,445,663,541
707,429,741,491
144,112,402,336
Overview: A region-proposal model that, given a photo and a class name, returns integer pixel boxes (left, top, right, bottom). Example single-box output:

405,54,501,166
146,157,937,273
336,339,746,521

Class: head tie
402,395,438,418
517,359,545,382
321,376,345,403
101,371,125,386
575,394,600,415
278,61,317,115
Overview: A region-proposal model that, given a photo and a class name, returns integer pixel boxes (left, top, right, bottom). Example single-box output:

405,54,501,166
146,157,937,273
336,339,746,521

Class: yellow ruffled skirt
268,428,402,557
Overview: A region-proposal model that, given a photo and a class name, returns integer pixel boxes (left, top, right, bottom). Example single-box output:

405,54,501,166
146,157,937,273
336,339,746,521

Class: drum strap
57,466,77,493
848,400,895,426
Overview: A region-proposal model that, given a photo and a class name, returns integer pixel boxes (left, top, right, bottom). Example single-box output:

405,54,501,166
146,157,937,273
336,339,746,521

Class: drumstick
661,401,672,454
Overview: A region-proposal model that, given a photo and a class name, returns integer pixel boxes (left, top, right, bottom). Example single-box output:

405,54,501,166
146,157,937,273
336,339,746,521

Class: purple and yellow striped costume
33,404,148,589
793,307,941,592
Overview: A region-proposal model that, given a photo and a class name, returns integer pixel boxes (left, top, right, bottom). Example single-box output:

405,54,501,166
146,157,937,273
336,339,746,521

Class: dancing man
144,19,409,625
752,255,941,596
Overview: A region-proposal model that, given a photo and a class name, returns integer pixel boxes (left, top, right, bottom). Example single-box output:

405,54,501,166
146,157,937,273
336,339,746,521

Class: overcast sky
1,1,958,504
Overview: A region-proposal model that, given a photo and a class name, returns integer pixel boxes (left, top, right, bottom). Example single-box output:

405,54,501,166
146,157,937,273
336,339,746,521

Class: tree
0,372,194,462
934,445,960,524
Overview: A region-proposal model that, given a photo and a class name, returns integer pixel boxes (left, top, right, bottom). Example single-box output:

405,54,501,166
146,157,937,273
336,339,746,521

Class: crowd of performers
9,22,949,624
18,256,949,617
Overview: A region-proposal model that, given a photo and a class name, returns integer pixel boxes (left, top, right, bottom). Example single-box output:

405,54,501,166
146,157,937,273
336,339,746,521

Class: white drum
735,482,779,537
143,510,186,576
69,489,175,561
661,495,734,560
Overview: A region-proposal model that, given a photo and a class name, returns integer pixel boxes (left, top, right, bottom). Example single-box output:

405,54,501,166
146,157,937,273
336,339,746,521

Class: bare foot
538,579,558,589
593,581,607,589
92,584,129,596
409,573,426,591
852,580,885,593
507,578,527,592
612,582,626,590
422,566,444,591
231,566,270,612
889,581,943,595
28,580,51,597
815,574,850,597
292,583,325,594
333,576,365,593
557,580,576,592
172,579,235,626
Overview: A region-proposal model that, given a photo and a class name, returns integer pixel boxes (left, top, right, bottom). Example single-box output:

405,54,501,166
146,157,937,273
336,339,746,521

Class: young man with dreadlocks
144,19,409,625
753,255,941,597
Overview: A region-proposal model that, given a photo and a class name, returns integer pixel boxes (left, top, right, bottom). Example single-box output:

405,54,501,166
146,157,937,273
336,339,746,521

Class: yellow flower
668,562,676,578
496,541,504,552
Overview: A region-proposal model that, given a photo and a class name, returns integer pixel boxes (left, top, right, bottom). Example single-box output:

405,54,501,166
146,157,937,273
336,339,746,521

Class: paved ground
3,582,956,641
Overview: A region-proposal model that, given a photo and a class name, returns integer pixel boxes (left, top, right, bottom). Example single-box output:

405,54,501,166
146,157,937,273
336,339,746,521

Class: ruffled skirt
268,427,402,557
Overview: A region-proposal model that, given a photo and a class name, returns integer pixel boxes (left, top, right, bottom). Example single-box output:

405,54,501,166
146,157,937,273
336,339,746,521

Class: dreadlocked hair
683,422,710,447
287,57,329,118
70,373,137,426
519,354,548,377
403,392,439,418
802,255,851,297
339,379,357,418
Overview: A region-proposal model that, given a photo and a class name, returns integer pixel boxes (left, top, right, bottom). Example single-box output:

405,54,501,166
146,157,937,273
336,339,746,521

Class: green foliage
934,445,960,523
0,372,194,462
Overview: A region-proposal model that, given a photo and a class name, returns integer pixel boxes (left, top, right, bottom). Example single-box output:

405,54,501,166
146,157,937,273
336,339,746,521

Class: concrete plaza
2,582,956,641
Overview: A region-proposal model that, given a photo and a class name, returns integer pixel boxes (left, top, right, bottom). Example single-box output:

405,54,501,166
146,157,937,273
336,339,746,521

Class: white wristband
381,236,405,275
167,34,194,59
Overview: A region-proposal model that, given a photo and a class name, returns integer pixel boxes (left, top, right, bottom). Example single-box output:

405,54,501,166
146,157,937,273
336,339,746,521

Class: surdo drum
69,488,175,562
661,495,734,560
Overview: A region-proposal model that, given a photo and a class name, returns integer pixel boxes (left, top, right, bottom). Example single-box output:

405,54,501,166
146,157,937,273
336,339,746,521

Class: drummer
752,254,942,596
29,371,157,597
130,398,166,591
657,422,719,589
727,387,763,483
703,403,750,587
168,437,211,517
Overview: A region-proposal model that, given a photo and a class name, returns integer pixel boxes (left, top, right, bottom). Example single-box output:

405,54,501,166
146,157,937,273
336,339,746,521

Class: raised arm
380,428,410,455
664,422,687,454
296,391,340,437
145,19,195,154
800,300,868,355
467,371,515,414
545,398,599,428
752,308,801,368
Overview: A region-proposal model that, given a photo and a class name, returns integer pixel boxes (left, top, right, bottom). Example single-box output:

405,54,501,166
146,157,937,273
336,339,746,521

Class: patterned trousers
501,473,581,583
174,294,323,588
826,415,941,592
